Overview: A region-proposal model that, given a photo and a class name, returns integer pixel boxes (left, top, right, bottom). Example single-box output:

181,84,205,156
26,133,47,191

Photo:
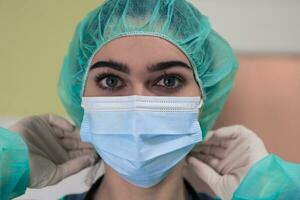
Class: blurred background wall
193,0,300,53
0,0,299,199
0,0,102,116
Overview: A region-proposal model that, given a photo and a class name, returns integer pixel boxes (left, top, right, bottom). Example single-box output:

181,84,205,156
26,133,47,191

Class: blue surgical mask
80,95,203,188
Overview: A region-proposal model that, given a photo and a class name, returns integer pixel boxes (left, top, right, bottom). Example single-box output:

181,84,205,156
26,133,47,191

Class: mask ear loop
197,98,204,113
197,98,204,140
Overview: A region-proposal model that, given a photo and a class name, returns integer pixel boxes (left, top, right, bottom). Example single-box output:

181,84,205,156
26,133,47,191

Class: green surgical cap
58,0,239,138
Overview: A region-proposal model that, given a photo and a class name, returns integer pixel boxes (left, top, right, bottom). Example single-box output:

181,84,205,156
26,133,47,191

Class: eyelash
94,72,124,92
94,72,186,93
153,72,186,92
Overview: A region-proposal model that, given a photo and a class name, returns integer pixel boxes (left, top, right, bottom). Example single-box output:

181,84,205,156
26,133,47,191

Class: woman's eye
155,74,185,91
95,73,124,91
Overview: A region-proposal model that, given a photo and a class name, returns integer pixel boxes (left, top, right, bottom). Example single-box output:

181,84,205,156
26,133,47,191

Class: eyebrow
90,60,129,73
90,59,192,74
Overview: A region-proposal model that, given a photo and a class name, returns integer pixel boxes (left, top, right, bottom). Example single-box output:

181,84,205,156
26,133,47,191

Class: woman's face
84,35,201,97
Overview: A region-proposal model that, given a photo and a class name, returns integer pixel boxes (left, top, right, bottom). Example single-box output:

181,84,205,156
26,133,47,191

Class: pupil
106,77,117,87
164,77,175,87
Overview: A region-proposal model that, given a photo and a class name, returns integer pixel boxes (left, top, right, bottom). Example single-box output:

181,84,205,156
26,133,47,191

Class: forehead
91,35,191,67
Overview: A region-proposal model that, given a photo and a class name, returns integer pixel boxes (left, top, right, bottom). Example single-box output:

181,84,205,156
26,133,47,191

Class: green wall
0,0,103,117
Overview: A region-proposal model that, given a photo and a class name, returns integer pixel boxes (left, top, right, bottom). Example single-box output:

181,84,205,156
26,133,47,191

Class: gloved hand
9,114,99,188
188,125,269,200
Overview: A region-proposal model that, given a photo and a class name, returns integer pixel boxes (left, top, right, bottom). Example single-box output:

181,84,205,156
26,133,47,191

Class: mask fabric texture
80,95,203,188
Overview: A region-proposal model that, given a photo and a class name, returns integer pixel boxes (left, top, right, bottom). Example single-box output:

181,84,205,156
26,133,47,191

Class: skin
83,35,202,200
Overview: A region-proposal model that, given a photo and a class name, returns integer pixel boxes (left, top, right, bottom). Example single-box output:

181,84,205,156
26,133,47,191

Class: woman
58,0,239,198
1,0,299,200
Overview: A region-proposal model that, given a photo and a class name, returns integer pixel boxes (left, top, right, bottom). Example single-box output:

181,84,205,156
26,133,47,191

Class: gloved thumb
46,114,75,132
187,156,221,190
49,155,95,186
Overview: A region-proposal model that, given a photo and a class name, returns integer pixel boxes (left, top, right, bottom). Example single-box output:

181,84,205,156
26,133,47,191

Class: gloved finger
60,138,94,150
53,127,81,140
218,135,268,175
52,126,64,138
59,155,95,181
216,141,250,174
192,153,220,171
187,156,221,192
46,113,75,132
205,127,253,174
215,125,254,138
204,130,238,148
68,149,97,160
208,135,245,161
193,135,246,173
213,125,242,137
211,125,255,156
195,144,227,159
204,130,215,140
